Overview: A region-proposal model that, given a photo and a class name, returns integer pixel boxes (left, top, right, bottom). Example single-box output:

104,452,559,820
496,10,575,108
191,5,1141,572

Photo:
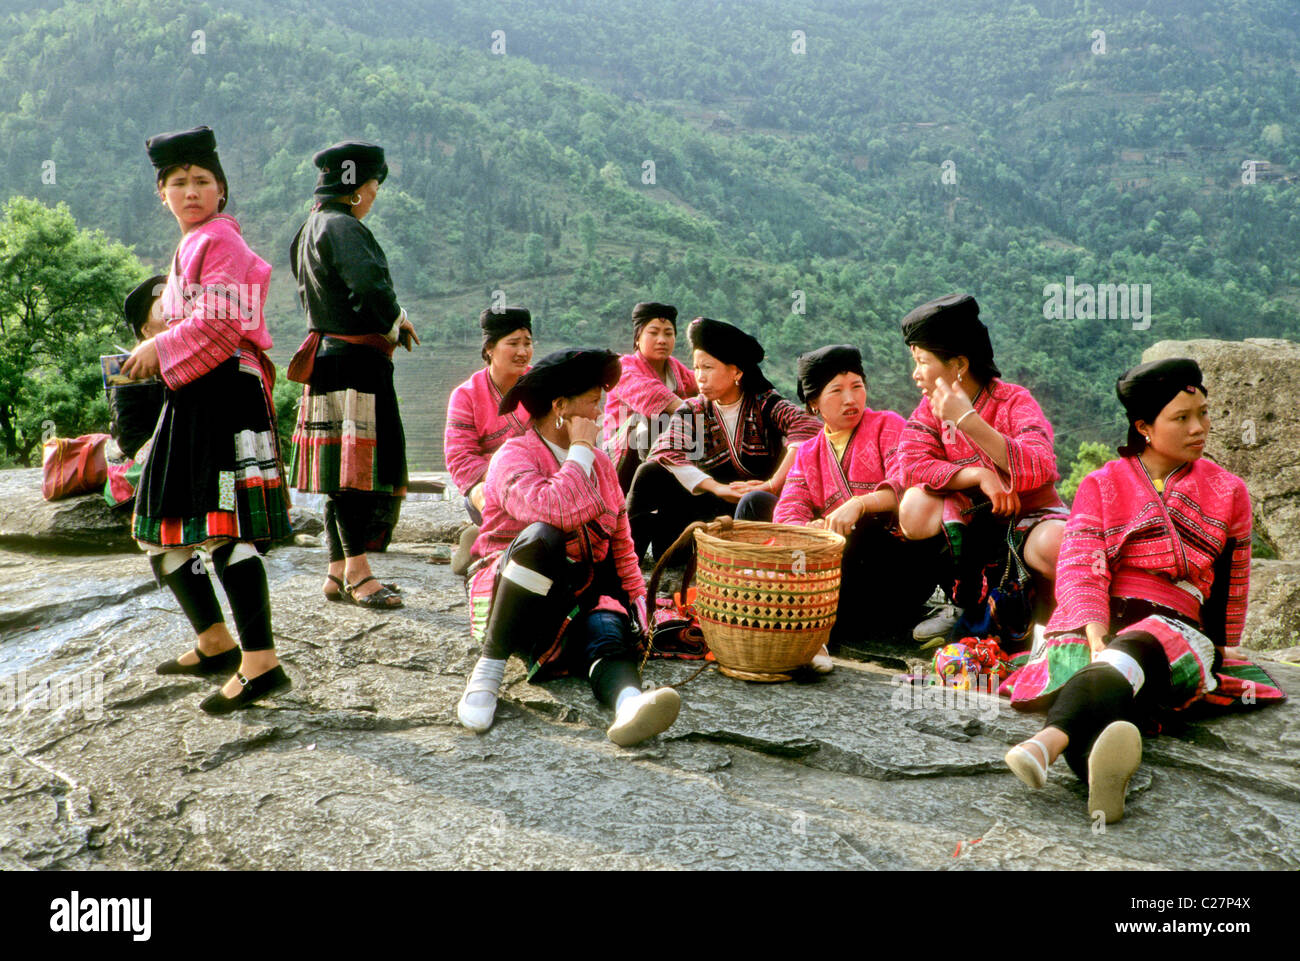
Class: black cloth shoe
199,666,291,715
156,646,241,677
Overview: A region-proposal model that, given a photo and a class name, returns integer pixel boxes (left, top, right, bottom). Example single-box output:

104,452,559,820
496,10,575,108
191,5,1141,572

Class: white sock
614,685,643,714
464,657,506,708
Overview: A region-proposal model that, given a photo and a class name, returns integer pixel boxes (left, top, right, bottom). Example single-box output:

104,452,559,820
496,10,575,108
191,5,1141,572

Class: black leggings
324,492,393,562
626,460,742,562
482,522,641,706
1045,632,1170,782
153,542,275,652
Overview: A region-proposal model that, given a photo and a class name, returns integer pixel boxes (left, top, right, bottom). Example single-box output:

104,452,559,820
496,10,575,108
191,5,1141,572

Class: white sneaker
607,687,681,747
457,657,506,733
457,687,498,733
810,645,833,674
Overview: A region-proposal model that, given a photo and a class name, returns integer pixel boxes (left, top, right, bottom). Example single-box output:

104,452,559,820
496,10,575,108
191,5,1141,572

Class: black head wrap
687,317,773,394
899,293,1001,380
480,306,532,361
123,274,168,340
796,345,865,406
146,126,227,209
632,302,678,351
1115,358,1207,456
499,348,621,420
312,141,389,199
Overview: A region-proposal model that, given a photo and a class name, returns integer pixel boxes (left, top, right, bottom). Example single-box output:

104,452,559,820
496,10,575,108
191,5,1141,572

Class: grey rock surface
1144,338,1300,559
1246,559,1300,651
2,543,1296,870
0,469,131,550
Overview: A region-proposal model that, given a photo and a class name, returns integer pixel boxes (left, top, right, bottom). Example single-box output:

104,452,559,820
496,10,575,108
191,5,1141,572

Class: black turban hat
687,317,773,394
796,344,865,406
312,141,389,199
146,125,222,173
632,302,678,350
123,274,168,340
499,348,621,420
1115,358,1206,456
899,293,1001,380
480,305,533,362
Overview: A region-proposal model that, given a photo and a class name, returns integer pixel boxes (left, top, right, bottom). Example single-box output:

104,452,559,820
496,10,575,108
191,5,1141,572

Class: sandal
324,573,352,604
325,573,402,603
1005,738,1050,789
345,575,404,609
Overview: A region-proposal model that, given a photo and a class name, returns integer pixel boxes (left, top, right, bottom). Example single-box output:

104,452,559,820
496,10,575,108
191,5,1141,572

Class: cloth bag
41,434,111,500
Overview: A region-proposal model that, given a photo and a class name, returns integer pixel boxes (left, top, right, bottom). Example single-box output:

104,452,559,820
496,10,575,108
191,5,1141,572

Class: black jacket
109,382,165,460
289,202,401,336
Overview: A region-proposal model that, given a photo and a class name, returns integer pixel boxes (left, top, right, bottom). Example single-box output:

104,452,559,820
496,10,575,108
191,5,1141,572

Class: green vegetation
0,197,142,464
1,0,1297,470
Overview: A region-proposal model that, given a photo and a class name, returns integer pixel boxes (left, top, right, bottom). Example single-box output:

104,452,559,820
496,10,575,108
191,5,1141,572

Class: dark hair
156,160,229,212
921,345,998,385
482,326,532,364
806,370,867,414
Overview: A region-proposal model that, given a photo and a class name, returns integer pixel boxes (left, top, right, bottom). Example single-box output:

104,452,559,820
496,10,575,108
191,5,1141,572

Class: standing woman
124,126,292,714
1002,359,1285,823
288,141,420,609
457,349,682,747
626,318,821,562
602,302,698,492
443,307,533,570
895,294,1066,643
774,345,943,665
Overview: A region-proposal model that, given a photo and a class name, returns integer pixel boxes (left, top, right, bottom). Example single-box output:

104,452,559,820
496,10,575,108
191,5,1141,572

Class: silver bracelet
955,408,977,429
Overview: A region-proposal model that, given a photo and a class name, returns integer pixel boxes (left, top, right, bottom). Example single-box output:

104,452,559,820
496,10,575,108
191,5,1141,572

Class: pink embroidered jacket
444,367,532,494
601,351,698,470
154,214,273,394
897,379,1063,516
472,428,646,616
773,410,907,525
1047,456,1252,647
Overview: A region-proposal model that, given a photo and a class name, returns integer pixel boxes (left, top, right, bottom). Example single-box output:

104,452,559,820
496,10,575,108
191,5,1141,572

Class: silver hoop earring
350,195,362,207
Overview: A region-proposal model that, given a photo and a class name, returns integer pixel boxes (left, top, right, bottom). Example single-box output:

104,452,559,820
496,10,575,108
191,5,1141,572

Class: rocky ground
2,492,1297,870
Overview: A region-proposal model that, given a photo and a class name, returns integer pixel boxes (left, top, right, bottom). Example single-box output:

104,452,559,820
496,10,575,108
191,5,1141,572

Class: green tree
0,197,142,464
1060,440,1112,503
577,212,598,261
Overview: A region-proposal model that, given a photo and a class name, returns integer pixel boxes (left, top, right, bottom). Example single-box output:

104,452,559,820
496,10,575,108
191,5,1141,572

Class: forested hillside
1,0,1297,465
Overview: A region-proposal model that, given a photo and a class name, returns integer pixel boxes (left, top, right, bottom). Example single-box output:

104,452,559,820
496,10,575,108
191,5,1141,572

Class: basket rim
693,519,845,555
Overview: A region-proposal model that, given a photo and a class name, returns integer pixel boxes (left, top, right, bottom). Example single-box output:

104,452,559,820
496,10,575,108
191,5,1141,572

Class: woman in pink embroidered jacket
895,294,1066,646
1001,359,1285,824
443,306,533,527
456,349,682,748
602,302,698,491
774,346,943,668
627,318,822,562
122,126,291,715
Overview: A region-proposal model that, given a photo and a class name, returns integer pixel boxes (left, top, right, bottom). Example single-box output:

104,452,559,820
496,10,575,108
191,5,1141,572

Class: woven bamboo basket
690,518,845,682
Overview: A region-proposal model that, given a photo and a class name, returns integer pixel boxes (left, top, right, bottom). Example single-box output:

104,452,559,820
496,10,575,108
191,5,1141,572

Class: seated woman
774,345,943,671
602,301,698,492
627,318,821,563
444,307,533,570
456,348,682,747
895,294,1066,644
105,274,168,507
1002,358,1286,823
